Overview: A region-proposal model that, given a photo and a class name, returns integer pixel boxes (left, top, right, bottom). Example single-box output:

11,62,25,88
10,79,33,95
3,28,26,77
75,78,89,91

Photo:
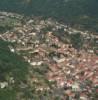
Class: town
0,12,98,100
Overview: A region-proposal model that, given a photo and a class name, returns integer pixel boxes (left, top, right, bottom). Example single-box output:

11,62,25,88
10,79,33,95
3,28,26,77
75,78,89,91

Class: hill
0,0,98,31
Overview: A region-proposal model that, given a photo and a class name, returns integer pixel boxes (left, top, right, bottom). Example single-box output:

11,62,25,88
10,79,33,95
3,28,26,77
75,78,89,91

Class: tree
70,33,83,50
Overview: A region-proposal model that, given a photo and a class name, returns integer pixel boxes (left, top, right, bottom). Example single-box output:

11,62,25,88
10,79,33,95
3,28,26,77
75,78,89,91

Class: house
29,32,36,36
72,82,80,92
8,46,15,53
0,82,8,89
80,93,88,100
30,61,43,66
53,56,65,63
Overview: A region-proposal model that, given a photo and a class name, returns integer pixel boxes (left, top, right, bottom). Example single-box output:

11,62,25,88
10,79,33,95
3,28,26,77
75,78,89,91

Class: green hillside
0,40,28,100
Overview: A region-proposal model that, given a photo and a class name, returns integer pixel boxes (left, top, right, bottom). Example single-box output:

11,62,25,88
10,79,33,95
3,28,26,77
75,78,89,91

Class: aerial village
0,12,98,99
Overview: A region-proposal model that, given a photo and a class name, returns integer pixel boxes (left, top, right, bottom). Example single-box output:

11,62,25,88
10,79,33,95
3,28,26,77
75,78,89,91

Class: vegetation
0,40,56,99
0,88,16,100
69,33,83,49
0,40,29,99
0,17,21,33
0,40,28,81
0,0,98,31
